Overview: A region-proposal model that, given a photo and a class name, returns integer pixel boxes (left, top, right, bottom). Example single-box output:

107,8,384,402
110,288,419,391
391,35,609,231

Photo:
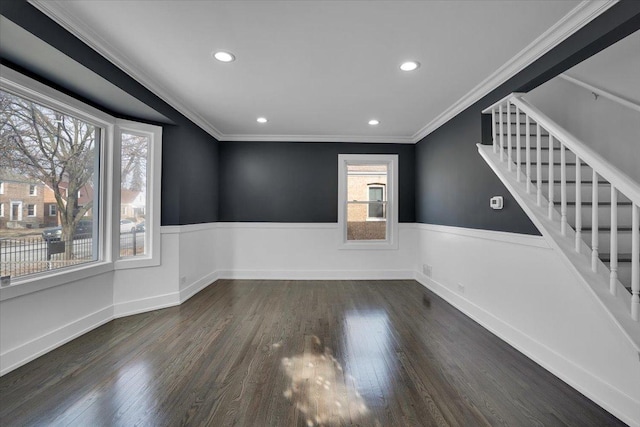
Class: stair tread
539,180,608,184
581,227,636,231
516,162,587,166
600,254,636,262
566,201,632,206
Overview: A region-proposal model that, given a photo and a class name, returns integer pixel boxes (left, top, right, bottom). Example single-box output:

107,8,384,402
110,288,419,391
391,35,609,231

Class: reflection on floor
282,335,373,427
0,280,626,426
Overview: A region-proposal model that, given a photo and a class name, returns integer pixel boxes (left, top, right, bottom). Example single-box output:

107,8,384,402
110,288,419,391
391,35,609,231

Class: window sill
0,261,113,302
339,240,399,250
114,255,160,270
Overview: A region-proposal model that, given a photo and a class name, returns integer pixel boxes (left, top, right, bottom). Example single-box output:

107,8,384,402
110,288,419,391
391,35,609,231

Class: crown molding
28,0,224,141
29,0,616,145
411,0,618,143
219,134,416,143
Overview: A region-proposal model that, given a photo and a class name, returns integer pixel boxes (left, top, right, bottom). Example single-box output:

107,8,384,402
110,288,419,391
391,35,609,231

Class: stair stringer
478,143,640,354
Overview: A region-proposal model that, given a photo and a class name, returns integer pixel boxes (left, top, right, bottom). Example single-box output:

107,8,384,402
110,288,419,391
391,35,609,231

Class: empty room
1,1,639,426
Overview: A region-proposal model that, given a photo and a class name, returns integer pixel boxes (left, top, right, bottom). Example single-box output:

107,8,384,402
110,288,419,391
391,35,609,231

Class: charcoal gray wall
219,142,415,222
0,0,219,226
416,2,640,234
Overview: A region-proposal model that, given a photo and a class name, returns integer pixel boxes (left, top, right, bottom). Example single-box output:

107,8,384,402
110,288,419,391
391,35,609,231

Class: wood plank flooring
0,280,625,426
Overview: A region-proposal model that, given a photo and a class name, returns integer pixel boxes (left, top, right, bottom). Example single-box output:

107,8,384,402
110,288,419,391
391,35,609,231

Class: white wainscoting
414,224,640,427
0,272,114,375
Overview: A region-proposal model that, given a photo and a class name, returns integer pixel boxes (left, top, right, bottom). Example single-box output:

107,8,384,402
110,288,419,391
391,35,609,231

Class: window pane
0,90,99,278
346,163,387,241
347,203,386,240
347,164,387,201
119,133,148,257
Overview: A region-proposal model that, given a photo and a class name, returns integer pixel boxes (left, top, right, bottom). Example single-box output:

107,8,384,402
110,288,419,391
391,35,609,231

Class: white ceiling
29,0,613,143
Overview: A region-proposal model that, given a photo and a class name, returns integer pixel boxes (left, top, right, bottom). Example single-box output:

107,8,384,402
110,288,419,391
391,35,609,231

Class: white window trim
49,204,57,216
29,184,37,196
113,121,162,269
26,204,36,217
0,182,4,194
338,154,398,250
0,203,4,217
0,65,160,299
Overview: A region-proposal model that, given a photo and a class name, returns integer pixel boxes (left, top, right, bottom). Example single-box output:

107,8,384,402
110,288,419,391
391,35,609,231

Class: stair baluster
525,116,531,194
575,155,582,253
610,186,618,295
632,204,639,321
492,108,497,154
548,135,555,220
499,105,504,162
592,170,599,273
507,102,512,171
560,143,567,236
536,124,542,207
516,106,521,182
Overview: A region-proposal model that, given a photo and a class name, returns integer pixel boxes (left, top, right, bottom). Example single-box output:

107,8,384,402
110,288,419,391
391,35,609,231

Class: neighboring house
346,165,388,240
56,182,96,220
0,173,102,230
121,189,144,220
0,172,57,229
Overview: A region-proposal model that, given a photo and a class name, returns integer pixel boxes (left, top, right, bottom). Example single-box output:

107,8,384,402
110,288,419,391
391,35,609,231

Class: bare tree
121,133,147,192
0,90,96,257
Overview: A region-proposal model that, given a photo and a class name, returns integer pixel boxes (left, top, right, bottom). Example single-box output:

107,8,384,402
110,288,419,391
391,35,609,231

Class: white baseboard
113,292,180,318
414,271,640,427
0,306,113,376
180,270,220,303
216,269,416,281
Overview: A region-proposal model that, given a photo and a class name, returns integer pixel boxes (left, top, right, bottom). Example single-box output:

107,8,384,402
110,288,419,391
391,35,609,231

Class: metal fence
0,230,147,280
119,230,145,257
0,233,95,278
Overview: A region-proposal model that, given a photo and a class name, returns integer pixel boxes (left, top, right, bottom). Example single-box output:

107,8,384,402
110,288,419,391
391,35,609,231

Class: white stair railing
482,93,640,322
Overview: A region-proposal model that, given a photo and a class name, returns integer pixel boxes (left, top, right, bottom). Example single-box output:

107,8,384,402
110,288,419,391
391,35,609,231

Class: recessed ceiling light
213,51,235,62
257,117,268,123
368,119,380,125
400,61,420,71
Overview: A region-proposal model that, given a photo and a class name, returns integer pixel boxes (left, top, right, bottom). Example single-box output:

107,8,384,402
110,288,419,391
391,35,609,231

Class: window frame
28,184,37,196
337,154,398,250
26,204,36,217
0,203,4,217
0,65,161,299
113,120,162,269
48,204,57,217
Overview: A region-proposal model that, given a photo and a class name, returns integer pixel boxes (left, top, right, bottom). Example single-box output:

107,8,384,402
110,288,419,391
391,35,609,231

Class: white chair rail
483,93,640,321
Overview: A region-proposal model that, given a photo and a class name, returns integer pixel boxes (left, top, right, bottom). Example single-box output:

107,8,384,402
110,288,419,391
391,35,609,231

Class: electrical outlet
457,283,465,293
180,276,187,285
423,264,432,278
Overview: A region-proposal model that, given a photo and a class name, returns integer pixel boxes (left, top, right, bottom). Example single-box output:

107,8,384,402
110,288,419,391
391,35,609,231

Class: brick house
0,172,58,230
346,164,387,240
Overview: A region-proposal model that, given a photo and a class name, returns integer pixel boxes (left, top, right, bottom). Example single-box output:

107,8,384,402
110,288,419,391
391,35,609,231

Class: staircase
479,93,640,350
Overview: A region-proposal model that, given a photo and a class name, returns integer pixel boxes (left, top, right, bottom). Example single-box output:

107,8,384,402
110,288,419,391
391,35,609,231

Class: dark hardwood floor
0,280,624,426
